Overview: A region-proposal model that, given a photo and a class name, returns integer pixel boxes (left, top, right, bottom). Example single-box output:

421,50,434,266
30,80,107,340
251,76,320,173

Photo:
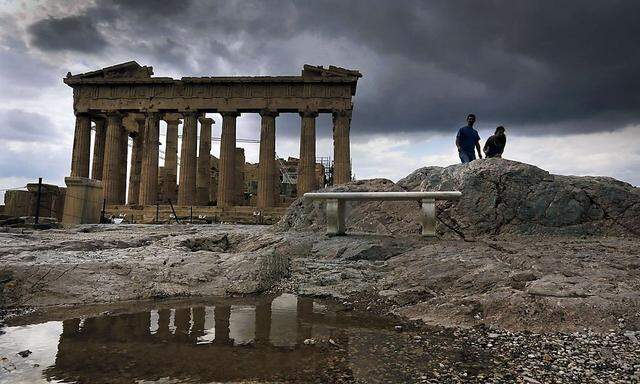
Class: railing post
419,198,436,236
34,177,43,225
325,198,345,235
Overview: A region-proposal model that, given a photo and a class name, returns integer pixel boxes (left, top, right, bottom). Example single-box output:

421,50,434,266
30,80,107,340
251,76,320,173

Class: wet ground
0,294,454,383
2,294,639,384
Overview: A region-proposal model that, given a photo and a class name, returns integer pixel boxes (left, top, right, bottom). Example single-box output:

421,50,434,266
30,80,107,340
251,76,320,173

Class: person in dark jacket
483,126,507,158
456,114,482,163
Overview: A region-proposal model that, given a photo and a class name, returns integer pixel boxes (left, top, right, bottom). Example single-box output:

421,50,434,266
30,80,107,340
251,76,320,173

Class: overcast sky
1,0,639,203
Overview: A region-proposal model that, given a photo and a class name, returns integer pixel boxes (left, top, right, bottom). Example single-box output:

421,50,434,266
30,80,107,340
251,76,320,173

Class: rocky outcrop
277,159,640,237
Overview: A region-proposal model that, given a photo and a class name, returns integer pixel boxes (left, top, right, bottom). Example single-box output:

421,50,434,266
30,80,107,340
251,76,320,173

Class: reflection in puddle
2,294,423,383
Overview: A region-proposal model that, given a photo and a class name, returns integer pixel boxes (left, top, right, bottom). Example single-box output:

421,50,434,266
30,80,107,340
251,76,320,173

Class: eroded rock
277,159,640,237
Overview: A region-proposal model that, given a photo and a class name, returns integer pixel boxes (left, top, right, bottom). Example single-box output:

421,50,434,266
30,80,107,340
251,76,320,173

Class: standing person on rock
456,114,482,163
484,126,507,158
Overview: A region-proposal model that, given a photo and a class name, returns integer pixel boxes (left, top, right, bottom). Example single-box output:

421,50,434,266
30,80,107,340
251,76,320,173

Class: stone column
191,307,206,340
178,112,198,206
102,112,122,204
257,110,278,209
61,177,103,224
70,114,91,178
91,118,106,180
255,297,273,345
296,297,314,343
157,309,170,337
163,117,180,203
213,305,231,344
333,109,352,185
139,112,160,206
234,148,246,205
174,308,191,341
127,117,145,205
196,116,213,205
209,156,218,204
117,129,129,205
297,109,318,196
217,112,238,207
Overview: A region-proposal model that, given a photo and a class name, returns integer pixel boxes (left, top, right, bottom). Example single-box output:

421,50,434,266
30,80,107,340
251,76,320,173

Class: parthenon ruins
64,62,361,218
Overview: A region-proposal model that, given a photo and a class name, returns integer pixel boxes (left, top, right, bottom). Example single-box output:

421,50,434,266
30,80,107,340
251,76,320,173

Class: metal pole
100,199,106,223
156,202,159,223
190,206,193,224
168,199,180,224
34,177,42,225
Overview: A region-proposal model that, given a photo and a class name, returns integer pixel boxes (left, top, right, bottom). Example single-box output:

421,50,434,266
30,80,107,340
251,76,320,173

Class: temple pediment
66,61,153,80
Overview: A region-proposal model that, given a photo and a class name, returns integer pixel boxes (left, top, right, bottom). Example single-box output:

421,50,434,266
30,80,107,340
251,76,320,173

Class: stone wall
3,184,66,221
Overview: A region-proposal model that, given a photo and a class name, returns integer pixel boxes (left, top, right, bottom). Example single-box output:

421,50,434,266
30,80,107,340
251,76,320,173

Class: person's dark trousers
459,149,476,163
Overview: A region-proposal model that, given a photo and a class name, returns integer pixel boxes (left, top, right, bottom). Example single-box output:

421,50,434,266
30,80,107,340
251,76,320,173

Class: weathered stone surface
332,109,352,184
277,159,640,237
65,63,359,210
62,177,103,224
1,224,639,333
65,62,361,113
196,117,213,205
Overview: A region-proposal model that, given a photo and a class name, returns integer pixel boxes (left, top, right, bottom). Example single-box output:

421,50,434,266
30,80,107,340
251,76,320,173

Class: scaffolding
276,155,296,185
316,156,332,187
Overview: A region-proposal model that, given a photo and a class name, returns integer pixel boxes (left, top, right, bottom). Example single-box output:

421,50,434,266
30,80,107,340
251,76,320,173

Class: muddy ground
1,224,638,334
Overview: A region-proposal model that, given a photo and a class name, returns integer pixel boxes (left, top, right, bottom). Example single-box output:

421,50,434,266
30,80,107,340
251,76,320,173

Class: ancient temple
65,62,361,212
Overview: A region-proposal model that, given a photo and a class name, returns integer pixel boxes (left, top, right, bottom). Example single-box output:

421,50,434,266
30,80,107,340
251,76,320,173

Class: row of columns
69,109,352,208
60,297,318,347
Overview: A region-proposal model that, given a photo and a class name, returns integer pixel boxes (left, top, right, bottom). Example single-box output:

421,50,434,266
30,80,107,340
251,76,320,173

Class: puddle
0,294,488,383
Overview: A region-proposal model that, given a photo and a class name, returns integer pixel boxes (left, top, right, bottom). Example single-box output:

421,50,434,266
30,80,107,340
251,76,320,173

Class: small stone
522,376,541,384
17,350,31,358
378,289,399,298
623,331,638,343
394,325,403,332
303,338,316,345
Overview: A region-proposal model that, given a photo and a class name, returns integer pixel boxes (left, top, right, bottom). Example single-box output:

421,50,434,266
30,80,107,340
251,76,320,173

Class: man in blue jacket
456,114,482,163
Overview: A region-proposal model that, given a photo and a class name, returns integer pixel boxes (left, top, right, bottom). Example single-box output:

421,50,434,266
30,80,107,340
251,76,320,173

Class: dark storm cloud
21,0,640,136
28,14,108,53
289,0,640,134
